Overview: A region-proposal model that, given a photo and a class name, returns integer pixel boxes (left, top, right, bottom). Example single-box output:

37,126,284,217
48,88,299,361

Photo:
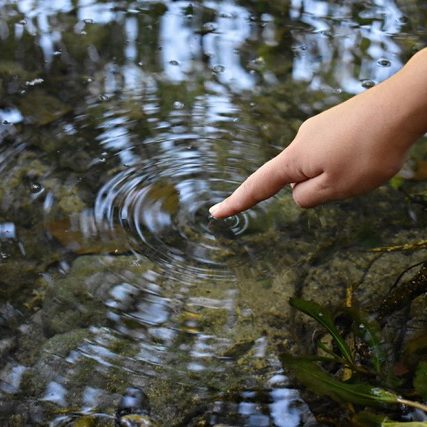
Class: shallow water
0,1,427,426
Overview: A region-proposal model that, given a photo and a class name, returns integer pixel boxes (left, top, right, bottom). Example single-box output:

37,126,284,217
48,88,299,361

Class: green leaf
404,332,427,368
414,361,427,399
289,298,354,365
382,423,427,427
282,355,399,407
351,410,388,427
345,308,386,375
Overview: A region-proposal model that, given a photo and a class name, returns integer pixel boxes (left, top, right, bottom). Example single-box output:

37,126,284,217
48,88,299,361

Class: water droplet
361,79,375,89
29,182,43,194
212,64,225,73
377,58,391,67
318,312,324,317
87,77,93,83
53,50,62,56
359,324,365,329
169,60,180,66
83,18,94,24
201,22,217,34
173,101,184,110
137,61,144,67
99,151,108,162
248,57,265,71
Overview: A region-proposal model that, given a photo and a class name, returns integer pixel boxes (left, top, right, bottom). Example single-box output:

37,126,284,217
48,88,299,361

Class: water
0,1,426,426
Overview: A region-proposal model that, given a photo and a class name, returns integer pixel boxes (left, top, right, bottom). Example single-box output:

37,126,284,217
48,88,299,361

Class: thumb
209,148,308,218
291,173,330,208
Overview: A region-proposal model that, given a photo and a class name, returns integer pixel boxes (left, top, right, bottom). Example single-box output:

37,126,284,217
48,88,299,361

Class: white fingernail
209,203,221,216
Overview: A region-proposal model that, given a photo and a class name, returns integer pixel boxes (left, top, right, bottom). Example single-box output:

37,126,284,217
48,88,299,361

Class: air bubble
377,58,391,67
173,101,184,110
361,79,375,89
248,57,265,71
212,64,225,73
201,22,217,34
29,182,43,194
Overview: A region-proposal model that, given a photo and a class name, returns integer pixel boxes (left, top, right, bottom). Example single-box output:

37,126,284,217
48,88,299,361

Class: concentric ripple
94,147,274,280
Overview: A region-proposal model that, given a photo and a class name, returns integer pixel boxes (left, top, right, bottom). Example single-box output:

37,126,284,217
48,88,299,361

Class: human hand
209,49,427,219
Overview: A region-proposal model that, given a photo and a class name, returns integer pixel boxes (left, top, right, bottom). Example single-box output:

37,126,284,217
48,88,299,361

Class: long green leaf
344,307,386,375
414,361,427,399
282,355,398,407
289,298,354,365
382,423,427,427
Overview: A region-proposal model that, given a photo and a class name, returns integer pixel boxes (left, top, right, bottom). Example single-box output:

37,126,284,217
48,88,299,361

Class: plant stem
397,397,427,412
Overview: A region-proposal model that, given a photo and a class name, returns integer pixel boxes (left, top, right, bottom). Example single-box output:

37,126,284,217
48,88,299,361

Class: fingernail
209,203,221,216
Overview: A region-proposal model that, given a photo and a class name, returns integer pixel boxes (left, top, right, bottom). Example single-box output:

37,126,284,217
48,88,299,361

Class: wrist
388,48,427,141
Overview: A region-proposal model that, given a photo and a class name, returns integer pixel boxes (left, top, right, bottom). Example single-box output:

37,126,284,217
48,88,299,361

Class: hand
209,49,427,219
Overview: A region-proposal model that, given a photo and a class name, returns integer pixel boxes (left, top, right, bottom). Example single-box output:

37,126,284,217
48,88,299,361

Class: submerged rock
115,387,158,427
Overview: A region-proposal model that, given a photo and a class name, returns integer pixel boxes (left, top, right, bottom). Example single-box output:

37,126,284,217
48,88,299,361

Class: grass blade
290,297,354,365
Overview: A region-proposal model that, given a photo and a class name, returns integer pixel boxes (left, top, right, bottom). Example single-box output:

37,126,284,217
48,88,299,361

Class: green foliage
289,297,355,366
382,423,427,427
345,308,386,376
284,298,427,424
282,356,399,407
414,361,427,399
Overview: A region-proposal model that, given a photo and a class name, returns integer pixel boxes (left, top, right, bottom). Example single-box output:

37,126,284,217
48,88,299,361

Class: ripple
94,150,273,281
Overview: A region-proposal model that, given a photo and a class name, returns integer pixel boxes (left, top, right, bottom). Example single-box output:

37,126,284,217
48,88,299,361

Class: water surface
0,1,427,425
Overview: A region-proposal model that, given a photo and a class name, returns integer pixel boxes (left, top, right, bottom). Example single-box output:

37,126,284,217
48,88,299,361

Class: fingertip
209,202,222,217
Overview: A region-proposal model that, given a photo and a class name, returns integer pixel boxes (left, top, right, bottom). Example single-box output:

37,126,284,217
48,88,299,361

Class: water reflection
290,0,406,92
0,0,426,425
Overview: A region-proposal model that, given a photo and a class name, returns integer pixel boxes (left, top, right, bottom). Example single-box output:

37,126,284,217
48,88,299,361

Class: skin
209,48,427,218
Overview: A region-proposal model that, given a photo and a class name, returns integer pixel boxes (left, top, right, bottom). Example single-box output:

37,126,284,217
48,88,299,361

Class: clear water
0,1,426,426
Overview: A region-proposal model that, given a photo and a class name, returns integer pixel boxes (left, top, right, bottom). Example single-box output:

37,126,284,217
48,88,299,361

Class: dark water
0,1,427,426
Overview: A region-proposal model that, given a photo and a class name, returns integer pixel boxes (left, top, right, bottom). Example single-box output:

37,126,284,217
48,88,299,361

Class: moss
18,90,71,126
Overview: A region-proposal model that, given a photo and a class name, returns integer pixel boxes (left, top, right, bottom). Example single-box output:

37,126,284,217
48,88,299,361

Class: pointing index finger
209,150,304,218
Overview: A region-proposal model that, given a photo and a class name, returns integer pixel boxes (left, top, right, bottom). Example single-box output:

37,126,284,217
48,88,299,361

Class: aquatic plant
281,296,427,426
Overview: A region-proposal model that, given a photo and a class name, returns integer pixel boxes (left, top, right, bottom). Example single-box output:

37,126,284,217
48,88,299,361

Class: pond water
0,1,427,426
